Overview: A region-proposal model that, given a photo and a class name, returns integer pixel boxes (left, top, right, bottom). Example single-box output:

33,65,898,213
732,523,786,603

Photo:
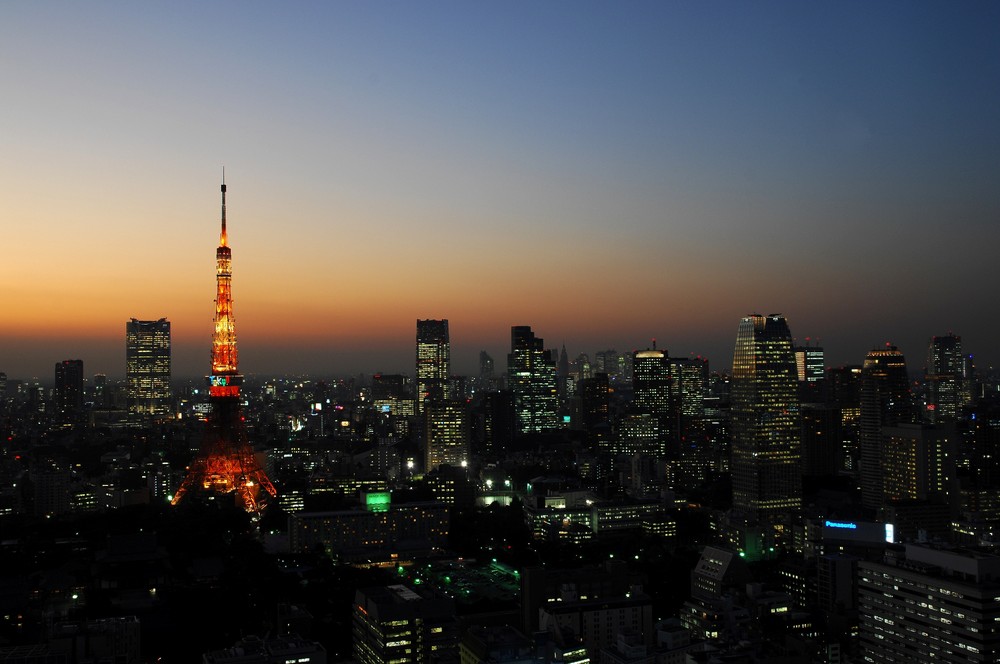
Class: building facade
508,326,558,434
416,319,450,411
730,314,802,525
859,345,911,511
858,544,1000,662
354,585,458,664
424,399,470,472
125,317,171,417
54,359,84,420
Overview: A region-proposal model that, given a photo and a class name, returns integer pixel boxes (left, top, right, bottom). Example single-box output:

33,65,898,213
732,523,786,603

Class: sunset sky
2,2,998,380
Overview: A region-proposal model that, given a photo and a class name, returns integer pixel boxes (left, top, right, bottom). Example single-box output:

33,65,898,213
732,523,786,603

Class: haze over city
2,2,998,379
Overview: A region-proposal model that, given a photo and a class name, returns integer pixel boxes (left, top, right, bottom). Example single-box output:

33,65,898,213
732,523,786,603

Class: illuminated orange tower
172,180,277,513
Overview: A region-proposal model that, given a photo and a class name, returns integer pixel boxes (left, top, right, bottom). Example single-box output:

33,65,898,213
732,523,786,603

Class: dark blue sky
1,2,998,378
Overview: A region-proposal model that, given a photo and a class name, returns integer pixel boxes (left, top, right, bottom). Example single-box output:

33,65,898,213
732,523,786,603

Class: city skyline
2,2,998,379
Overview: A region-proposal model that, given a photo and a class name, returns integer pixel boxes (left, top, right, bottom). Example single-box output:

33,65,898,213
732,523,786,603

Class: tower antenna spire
220,168,228,246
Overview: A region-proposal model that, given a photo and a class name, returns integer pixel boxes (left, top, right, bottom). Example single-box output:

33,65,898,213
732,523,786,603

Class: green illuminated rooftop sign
364,491,391,512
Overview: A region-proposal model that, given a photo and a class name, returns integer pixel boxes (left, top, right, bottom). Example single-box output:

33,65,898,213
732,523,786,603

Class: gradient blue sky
1,2,998,379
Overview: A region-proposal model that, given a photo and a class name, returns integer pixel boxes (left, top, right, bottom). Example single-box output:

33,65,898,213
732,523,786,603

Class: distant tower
630,348,673,457
54,360,84,421
557,344,570,399
730,314,802,524
416,319,450,411
172,180,276,513
126,318,172,417
859,345,911,511
794,341,825,402
508,326,558,434
925,333,968,424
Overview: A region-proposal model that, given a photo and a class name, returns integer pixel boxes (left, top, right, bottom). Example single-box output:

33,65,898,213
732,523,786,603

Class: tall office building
125,318,171,417
54,359,84,420
925,333,970,424
794,344,825,384
960,399,1000,518
730,314,802,523
794,342,825,402
880,423,955,504
859,345,911,511
416,319,450,411
508,326,558,434
631,349,672,457
424,399,470,472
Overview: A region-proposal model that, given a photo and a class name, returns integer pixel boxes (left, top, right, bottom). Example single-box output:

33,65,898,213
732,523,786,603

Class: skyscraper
416,319,450,411
54,359,84,421
125,317,171,417
794,342,825,402
507,326,558,434
172,180,276,513
859,344,911,511
730,314,801,524
925,333,969,424
880,423,955,504
630,348,673,458
424,399,470,472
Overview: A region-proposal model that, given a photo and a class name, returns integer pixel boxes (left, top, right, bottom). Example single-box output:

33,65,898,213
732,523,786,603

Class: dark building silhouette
578,372,610,433
54,359,84,421
828,364,862,473
859,345,911,511
925,333,970,424
800,403,842,477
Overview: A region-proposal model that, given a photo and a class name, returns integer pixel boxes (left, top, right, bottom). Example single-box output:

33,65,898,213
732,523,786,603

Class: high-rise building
424,399,470,472
416,319,450,411
557,344,570,400
125,317,171,417
172,180,276,513
859,345,911,511
859,544,1000,663
630,349,672,457
794,343,825,384
508,326,558,434
794,342,825,402
881,423,955,505
54,359,84,420
828,364,862,472
730,314,801,524
925,333,970,424
578,373,610,433
960,399,1000,518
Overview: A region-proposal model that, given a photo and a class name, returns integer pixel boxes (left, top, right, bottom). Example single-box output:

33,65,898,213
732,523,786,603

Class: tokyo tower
171,180,277,513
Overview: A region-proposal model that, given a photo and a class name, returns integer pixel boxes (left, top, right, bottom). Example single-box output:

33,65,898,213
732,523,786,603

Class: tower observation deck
171,180,277,513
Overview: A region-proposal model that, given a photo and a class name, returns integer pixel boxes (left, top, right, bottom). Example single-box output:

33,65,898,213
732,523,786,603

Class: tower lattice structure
172,180,277,513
